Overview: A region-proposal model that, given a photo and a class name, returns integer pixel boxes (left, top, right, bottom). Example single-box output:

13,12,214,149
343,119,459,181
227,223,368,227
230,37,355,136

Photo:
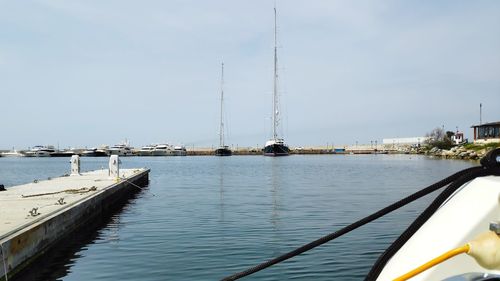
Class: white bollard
109,155,120,179
70,155,81,176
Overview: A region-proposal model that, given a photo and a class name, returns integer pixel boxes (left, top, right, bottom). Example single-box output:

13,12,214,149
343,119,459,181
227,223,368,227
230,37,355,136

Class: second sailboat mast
272,7,279,141
219,62,225,148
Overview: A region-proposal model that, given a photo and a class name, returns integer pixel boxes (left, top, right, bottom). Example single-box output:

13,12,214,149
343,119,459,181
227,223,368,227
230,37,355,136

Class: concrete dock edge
0,169,150,281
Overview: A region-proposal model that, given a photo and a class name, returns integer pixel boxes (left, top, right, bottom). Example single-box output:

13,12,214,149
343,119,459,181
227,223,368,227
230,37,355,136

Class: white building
451,132,464,145
382,137,430,147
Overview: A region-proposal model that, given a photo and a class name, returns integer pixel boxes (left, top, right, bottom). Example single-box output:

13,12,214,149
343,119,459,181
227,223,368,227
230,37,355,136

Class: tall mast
219,62,225,147
272,6,279,140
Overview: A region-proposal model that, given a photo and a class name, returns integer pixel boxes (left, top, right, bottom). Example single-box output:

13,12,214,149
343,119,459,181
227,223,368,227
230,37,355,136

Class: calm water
0,155,476,280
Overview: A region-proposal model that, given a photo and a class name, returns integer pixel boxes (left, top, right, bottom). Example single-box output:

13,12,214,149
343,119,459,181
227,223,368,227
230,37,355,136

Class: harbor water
0,155,475,280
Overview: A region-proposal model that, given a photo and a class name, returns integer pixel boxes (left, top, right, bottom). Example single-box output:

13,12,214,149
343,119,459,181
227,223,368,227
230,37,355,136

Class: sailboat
215,62,232,156
263,7,289,157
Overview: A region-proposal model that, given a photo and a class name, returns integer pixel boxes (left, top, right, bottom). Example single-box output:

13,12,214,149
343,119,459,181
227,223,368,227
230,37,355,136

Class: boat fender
467,229,500,270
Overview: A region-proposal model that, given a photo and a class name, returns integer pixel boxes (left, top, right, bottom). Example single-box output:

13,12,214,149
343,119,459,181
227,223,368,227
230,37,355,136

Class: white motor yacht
0,149,24,157
173,145,187,156
108,141,134,156
81,147,109,157
152,144,174,156
138,145,156,156
24,145,55,157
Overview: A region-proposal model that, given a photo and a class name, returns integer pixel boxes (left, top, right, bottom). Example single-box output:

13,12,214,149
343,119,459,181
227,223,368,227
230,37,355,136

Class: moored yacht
264,139,289,156
50,149,78,157
152,144,174,156
173,145,187,156
24,145,55,157
108,141,134,156
138,145,156,156
81,147,108,157
0,149,24,157
263,7,289,157
215,146,232,156
214,62,232,157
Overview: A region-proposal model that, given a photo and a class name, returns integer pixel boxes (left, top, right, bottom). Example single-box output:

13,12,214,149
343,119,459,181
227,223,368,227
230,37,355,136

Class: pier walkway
0,158,149,281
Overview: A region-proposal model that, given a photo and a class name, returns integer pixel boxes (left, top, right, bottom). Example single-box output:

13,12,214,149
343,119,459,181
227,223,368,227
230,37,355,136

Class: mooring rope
21,186,97,198
0,243,8,281
121,178,145,191
120,178,154,196
221,148,500,281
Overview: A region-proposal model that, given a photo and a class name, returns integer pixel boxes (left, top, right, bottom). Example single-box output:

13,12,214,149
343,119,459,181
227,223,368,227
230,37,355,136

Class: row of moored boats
0,143,187,157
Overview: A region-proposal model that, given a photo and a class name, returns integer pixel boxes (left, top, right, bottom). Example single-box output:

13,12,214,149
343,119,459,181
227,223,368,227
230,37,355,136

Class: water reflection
269,158,282,231
217,157,225,222
1,155,477,281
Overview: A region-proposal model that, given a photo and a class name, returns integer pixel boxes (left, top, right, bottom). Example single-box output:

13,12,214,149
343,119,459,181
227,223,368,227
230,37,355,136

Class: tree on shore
425,127,453,149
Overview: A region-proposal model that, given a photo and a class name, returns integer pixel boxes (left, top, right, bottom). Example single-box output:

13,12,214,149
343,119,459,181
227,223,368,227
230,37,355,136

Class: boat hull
81,151,108,157
50,152,77,157
263,144,289,156
24,151,52,157
151,150,174,156
138,151,153,156
0,152,24,157
108,150,133,156
215,147,232,156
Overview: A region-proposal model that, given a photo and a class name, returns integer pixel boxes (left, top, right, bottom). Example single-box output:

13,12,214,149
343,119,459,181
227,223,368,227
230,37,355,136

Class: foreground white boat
376,175,500,280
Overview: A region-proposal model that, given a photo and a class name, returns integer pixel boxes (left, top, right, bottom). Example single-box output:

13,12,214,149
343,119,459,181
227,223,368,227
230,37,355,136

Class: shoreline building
471,121,500,143
451,131,465,145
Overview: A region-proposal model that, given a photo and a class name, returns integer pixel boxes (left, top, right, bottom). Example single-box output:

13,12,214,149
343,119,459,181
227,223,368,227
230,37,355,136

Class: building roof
470,121,500,128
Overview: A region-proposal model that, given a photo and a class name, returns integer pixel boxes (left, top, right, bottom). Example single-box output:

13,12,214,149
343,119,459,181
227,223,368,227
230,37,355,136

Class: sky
1,0,499,149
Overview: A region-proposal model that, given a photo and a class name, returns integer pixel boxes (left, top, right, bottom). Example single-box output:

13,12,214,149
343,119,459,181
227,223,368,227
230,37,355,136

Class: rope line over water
120,178,154,196
221,148,500,281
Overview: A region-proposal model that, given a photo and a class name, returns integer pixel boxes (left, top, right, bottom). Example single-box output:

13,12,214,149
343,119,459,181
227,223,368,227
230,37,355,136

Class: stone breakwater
424,146,489,160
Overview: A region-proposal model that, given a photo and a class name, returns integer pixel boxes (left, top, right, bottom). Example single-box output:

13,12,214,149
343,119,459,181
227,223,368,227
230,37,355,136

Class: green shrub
463,142,500,151
432,140,453,150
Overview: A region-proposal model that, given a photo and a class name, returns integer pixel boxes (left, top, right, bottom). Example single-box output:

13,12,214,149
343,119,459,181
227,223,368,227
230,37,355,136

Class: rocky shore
421,144,499,161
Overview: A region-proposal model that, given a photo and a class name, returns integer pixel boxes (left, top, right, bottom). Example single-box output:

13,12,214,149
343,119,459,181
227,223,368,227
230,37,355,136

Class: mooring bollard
70,155,81,176
109,155,120,180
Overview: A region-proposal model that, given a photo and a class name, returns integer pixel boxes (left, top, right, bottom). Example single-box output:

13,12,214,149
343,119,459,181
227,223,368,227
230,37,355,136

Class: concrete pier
0,165,149,280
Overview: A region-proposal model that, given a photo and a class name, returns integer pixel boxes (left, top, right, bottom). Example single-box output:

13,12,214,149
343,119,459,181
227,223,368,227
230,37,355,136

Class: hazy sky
1,0,499,149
